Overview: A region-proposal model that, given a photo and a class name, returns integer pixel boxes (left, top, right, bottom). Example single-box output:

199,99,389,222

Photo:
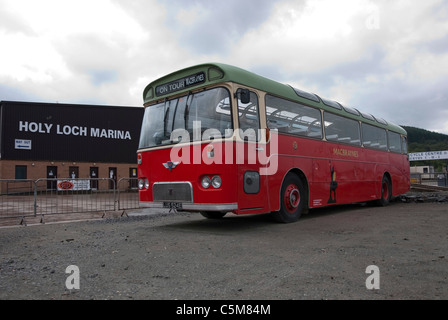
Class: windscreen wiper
163,98,170,138
184,91,193,130
171,98,181,133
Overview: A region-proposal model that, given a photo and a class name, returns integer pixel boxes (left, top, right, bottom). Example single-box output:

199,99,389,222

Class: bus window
237,89,260,142
401,136,408,154
362,123,387,150
266,95,322,139
388,131,402,153
324,113,361,145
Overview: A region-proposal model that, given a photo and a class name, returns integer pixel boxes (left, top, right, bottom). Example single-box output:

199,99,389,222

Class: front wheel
273,173,306,223
377,175,392,206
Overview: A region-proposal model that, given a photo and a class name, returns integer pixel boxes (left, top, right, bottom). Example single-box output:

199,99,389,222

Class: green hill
402,125,448,171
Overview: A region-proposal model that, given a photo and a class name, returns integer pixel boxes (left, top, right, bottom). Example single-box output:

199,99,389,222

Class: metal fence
410,172,448,187
0,178,139,223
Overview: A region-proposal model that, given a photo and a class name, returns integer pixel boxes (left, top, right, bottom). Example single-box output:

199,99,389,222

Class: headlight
201,176,211,189
138,179,150,190
138,179,145,190
211,176,222,189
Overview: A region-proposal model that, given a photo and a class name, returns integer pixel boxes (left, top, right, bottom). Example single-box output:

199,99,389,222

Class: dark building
0,101,144,187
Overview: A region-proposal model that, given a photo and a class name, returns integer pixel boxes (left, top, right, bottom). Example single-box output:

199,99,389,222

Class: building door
69,166,79,179
47,166,58,190
109,167,117,190
90,167,99,190
129,168,138,189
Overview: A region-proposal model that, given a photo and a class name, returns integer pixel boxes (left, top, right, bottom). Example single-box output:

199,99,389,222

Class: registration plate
163,202,183,210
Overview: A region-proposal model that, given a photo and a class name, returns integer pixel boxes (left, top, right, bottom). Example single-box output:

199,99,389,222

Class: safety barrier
410,172,448,187
117,177,140,212
0,178,139,223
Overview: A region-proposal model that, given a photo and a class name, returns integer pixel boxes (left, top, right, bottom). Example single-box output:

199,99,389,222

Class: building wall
0,101,144,163
0,159,138,192
1,160,137,180
410,166,435,174
0,101,143,192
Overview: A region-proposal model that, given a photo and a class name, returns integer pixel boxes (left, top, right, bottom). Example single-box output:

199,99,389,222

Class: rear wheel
200,212,227,219
274,173,306,223
377,175,392,206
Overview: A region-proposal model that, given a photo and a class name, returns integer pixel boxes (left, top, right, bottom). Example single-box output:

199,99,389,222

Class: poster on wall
57,180,91,191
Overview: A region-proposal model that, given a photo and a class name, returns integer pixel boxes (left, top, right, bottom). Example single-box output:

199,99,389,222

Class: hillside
402,125,448,170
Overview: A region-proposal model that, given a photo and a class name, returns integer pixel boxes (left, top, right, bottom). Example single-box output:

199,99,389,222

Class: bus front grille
153,182,193,203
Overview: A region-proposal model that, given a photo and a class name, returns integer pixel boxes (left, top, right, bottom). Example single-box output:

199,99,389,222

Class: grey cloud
424,35,448,54
2,0,448,134
162,0,282,54
0,84,38,102
88,70,118,87
252,47,448,133
348,76,448,133
0,3,34,35
56,34,125,78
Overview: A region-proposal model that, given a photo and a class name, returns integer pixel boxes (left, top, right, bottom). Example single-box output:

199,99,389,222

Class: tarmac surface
0,193,447,300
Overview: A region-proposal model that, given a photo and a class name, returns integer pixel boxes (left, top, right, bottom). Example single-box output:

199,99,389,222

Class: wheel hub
284,184,300,212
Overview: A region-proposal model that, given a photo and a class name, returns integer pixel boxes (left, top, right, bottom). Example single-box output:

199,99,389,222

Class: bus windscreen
139,87,232,149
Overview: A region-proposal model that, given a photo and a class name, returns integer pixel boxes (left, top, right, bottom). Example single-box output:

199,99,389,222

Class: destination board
156,72,206,96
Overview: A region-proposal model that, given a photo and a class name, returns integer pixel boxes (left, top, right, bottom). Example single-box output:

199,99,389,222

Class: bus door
236,88,268,213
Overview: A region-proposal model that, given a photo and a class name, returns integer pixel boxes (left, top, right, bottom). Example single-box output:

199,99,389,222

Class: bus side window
388,131,402,153
401,136,408,154
265,94,322,139
237,89,260,141
324,112,361,145
362,123,387,150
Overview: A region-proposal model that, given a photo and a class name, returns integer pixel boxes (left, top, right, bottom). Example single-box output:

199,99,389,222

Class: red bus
137,63,410,223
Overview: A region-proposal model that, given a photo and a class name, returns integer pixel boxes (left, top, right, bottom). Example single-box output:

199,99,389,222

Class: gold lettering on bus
333,148,359,158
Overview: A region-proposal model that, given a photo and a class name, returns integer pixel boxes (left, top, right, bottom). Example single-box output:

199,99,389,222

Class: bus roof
143,63,406,135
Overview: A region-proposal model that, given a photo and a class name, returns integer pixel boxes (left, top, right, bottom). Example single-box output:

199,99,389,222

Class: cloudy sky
1,0,448,133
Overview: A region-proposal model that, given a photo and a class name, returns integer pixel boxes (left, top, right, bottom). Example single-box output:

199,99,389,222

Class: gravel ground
0,193,447,301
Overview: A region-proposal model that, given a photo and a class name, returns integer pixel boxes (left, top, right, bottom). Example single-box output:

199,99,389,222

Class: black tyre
377,175,392,206
200,212,227,219
274,173,306,223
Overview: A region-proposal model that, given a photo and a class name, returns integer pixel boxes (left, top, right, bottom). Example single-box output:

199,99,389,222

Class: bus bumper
139,202,238,212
